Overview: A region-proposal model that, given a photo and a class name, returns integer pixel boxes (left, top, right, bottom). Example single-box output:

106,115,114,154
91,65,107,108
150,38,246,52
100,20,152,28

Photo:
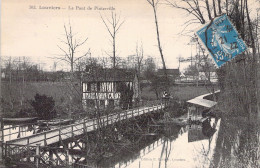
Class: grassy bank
1,81,81,117
141,85,210,101
1,81,210,117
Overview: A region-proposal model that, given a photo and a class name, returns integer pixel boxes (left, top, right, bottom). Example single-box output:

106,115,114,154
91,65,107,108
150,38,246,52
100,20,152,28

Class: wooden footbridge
5,104,164,146
1,104,165,167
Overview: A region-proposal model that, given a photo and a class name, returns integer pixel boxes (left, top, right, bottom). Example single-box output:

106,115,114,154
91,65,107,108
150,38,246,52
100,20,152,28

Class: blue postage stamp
196,14,247,67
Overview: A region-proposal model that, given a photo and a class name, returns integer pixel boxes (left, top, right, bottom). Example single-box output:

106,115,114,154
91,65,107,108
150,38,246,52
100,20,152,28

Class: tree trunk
245,0,257,117
213,0,217,17
218,0,222,14
205,0,213,20
226,0,229,15
150,0,168,89
113,36,116,68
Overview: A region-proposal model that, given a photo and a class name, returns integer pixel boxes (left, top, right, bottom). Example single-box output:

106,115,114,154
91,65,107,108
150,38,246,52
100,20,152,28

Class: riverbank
1,81,209,117
213,116,260,168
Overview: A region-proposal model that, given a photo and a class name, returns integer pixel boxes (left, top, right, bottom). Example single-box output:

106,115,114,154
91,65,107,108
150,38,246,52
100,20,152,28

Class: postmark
196,14,247,67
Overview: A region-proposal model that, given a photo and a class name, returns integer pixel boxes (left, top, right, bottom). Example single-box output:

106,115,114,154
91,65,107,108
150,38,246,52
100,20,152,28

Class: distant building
82,68,140,110
178,71,218,84
157,69,180,80
198,71,218,83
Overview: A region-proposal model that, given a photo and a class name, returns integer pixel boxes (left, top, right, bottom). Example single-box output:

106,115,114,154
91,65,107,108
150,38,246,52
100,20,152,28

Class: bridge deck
6,104,165,147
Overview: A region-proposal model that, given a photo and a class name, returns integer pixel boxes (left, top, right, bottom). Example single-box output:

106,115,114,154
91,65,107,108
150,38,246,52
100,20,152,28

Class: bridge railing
0,100,165,142
0,122,38,142
6,103,165,147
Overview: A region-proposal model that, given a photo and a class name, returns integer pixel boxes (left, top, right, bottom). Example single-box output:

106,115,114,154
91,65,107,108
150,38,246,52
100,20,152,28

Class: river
70,117,221,168
2,116,259,168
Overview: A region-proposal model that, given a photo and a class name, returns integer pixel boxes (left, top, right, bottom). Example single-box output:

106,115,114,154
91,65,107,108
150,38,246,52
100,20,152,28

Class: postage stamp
196,14,247,67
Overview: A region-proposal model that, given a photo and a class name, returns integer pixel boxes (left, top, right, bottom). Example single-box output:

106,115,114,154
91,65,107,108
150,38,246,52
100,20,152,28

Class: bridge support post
65,149,69,166
107,114,109,125
83,119,86,134
81,140,86,150
35,144,40,168
17,126,21,138
0,119,3,164
49,150,54,166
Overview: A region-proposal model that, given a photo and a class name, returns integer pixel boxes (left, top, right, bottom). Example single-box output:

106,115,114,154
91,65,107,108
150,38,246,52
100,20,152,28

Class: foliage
143,56,157,79
2,57,48,82
30,93,57,120
142,56,171,99
117,82,134,109
14,107,35,118
166,100,188,118
149,74,168,99
184,64,199,76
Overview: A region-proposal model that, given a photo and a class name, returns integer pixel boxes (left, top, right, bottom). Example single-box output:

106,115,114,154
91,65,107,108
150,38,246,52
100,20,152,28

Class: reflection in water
79,118,220,168
1,117,221,168
122,119,220,168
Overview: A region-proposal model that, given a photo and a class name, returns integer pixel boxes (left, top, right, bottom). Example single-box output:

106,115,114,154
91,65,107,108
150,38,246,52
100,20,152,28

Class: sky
1,0,259,71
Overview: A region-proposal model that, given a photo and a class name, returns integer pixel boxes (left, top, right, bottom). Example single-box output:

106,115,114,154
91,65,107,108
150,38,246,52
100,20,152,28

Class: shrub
14,107,35,118
30,93,57,120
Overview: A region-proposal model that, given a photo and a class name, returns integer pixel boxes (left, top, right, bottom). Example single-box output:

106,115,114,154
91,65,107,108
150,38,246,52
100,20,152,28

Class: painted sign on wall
196,14,247,67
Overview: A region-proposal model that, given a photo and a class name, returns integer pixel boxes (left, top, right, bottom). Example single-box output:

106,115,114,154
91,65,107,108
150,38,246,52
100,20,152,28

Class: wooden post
0,119,3,163
4,143,7,159
71,125,74,138
85,120,88,132
107,114,109,125
49,149,54,166
65,149,69,166
33,124,36,134
44,132,47,146
83,119,86,134
1,120,3,142
35,144,40,168
17,126,21,138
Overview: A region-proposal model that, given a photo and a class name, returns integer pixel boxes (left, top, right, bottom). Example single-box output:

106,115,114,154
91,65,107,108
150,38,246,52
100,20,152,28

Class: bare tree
135,42,144,78
135,42,144,101
55,22,89,75
165,0,206,24
100,12,124,69
54,22,90,118
147,0,168,83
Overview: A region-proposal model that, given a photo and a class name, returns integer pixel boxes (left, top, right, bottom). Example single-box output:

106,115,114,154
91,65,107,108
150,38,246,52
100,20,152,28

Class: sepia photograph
0,0,259,167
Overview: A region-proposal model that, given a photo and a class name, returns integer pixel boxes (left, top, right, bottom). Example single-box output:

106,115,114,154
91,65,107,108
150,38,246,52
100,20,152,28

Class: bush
166,100,188,118
30,93,57,120
14,107,35,118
